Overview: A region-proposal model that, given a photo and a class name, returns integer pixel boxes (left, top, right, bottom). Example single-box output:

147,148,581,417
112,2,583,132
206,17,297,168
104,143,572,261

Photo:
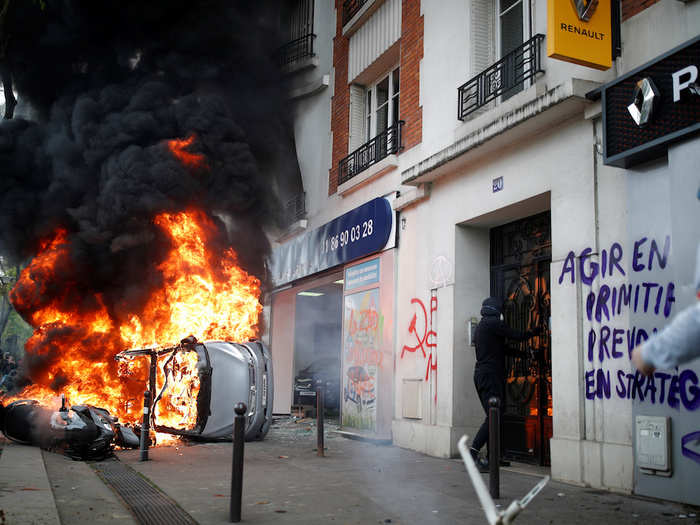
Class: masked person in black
469,296,540,472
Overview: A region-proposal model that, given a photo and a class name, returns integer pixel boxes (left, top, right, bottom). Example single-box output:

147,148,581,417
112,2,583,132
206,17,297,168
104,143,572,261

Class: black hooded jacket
474,297,534,382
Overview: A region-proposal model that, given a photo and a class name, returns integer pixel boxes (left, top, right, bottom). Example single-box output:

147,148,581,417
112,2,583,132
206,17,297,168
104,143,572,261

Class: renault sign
571,0,599,21
591,36,700,168
547,0,612,70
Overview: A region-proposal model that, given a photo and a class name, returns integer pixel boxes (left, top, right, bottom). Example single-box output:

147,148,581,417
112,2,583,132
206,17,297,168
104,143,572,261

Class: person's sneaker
470,447,489,473
477,457,490,473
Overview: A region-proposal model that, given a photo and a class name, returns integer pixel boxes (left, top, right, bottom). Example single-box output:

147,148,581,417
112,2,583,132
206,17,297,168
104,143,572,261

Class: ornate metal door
490,211,552,466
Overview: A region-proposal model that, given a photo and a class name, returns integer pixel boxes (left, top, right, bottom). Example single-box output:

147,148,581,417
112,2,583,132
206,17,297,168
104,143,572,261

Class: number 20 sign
492,176,504,193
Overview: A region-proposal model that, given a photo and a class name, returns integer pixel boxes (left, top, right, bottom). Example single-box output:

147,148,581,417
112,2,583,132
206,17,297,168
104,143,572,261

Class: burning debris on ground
0,0,296,455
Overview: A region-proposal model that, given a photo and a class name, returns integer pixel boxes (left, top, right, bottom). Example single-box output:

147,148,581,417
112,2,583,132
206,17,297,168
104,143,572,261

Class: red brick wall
621,0,661,21
329,0,350,195
400,0,423,151
329,0,424,195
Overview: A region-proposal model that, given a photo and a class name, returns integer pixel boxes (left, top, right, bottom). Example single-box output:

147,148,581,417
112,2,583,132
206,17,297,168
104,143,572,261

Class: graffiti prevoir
558,235,700,466
342,288,383,431
401,291,438,402
559,236,698,407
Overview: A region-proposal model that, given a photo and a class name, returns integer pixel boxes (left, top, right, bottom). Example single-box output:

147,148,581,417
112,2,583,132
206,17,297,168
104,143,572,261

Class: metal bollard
230,402,247,523
316,379,325,457
488,397,500,499
139,390,151,462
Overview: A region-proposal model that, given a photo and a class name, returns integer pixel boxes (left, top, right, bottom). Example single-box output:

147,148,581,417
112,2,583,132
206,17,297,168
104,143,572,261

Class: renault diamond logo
627,77,659,127
571,0,599,21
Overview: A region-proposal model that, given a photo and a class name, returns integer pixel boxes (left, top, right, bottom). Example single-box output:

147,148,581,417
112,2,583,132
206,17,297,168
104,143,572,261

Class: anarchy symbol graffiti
430,255,452,288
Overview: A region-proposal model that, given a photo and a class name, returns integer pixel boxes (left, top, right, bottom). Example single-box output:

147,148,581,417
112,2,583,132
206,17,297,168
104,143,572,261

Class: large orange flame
6,208,262,435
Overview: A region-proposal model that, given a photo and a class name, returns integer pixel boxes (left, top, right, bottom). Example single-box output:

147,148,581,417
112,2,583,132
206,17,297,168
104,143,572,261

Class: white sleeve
641,302,700,370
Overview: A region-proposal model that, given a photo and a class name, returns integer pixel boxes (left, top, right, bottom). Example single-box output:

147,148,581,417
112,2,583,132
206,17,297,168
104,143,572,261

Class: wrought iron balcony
342,0,370,26
284,192,306,225
278,33,316,68
338,120,404,186
458,34,545,121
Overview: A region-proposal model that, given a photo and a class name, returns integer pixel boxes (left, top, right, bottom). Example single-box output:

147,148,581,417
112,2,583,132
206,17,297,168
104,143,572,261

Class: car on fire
115,337,274,441
0,337,273,460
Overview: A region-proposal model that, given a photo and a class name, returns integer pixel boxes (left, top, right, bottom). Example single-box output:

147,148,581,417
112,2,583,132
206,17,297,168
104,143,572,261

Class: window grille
338,120,404,185
279,0,315,67
457,34,544,121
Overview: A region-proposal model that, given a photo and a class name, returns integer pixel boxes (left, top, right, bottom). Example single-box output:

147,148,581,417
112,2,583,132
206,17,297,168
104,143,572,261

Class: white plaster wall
393,103,639,493
618,0,700,75
293,0,619,232
548,116,635,490
291,1,334,221
419,0,470,157
287,0,699,496
416,0,611,166
452,225,490,438
289,0,405,230
629,139,700,505
394,115,597,459
549,131,700,496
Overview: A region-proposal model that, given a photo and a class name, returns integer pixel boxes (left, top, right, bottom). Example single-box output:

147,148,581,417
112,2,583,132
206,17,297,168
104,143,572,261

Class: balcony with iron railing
278,33,316,69
338,120,404,187
458,34,545,121
284,192,306,225
342,0,371,26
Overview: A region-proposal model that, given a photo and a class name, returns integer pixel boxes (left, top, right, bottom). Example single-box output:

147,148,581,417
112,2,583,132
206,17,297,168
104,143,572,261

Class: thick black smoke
0,0,300,322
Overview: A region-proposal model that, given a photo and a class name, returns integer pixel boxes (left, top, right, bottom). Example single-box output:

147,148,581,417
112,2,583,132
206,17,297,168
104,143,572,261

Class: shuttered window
470,0,495,79
348,66,399,153
349,84,366,152
498,0,528,99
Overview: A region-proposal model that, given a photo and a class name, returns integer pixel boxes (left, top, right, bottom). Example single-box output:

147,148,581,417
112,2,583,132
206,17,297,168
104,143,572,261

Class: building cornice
401,78,601,186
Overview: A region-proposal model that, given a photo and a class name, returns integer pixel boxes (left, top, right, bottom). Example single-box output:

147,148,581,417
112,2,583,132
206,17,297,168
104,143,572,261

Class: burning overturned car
115,336,273,441
0,337,273,459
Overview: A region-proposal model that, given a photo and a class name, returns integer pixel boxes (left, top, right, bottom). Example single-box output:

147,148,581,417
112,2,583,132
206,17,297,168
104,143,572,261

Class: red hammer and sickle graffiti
401,298,428,358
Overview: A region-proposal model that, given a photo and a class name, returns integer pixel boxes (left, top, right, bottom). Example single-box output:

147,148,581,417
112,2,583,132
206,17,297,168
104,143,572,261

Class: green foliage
0,256,30,356
1,308,31,355
0,265,17,296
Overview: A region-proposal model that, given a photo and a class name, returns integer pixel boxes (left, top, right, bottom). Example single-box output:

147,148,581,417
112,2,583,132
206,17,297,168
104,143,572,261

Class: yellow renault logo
549,0,611,70
571,0,598,21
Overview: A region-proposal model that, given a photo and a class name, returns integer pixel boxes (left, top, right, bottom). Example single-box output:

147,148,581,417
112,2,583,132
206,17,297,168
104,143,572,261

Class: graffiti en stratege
558,235,699,411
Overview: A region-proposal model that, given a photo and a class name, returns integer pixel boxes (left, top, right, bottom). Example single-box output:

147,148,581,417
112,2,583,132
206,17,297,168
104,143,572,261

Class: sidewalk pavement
1,418,699,524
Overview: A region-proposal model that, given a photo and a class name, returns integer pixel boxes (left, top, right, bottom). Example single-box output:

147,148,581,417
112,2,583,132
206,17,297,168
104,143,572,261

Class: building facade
268,0,700,504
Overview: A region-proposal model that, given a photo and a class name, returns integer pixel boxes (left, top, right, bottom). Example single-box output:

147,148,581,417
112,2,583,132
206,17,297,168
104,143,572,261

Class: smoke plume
0,0,298,313
0,0,301,391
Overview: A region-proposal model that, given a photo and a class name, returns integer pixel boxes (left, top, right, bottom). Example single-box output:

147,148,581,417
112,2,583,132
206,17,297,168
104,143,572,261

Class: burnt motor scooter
0,395,139,460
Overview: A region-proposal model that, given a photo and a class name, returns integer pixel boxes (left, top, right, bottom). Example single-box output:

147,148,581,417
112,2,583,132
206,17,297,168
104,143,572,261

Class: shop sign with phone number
270,197,394,287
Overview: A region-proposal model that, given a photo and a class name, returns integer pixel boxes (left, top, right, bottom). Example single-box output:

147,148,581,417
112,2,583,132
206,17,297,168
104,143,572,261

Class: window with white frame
497,0,529,99
343,65,402,184
365,67,400,142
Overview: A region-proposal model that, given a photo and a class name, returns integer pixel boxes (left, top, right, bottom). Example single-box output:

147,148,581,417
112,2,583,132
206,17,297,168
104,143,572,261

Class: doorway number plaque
492,176,504,193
